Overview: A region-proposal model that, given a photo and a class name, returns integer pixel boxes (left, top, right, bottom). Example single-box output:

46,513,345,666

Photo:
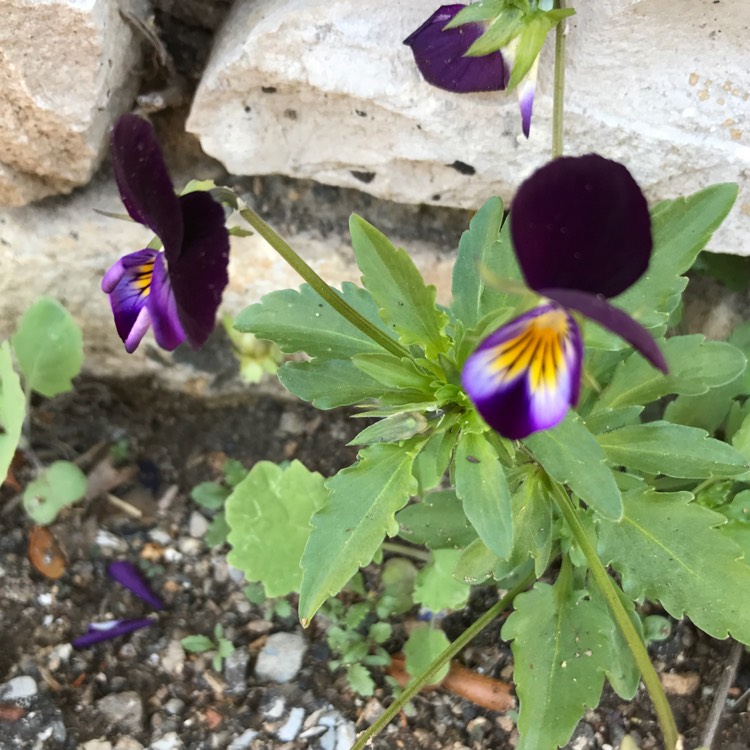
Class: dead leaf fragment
28,526,66,579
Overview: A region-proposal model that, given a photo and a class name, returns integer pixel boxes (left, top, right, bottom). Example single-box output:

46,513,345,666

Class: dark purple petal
462,305,583,439
542,288,668,373
72,618,154,649
148,253,186,351
167,191,230,349
510,155,652,298
111,115,183,261
107,561,164,610
404,5,506,93
517,58,538,138
102,249,159,353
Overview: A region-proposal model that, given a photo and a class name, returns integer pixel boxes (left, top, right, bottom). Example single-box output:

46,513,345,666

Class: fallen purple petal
72,618,154,649
107,560,164,610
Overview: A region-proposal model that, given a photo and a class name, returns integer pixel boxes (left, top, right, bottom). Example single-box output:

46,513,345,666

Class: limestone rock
0,0,145,206
188,0,750,255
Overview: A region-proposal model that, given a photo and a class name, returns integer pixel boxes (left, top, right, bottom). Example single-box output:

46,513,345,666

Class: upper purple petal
510,155,652,298
111,115,184,261
107,560,164,610
404,5,506,94
542,288,668,373
103,248,159,353
72,618,154,649
148,253,187,351
167,191,230,349
462,304,583,439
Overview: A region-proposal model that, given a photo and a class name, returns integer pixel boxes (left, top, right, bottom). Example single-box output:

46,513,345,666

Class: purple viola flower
102,114,230,353
72,560,163,649
461,154,668,440
403,5,506,94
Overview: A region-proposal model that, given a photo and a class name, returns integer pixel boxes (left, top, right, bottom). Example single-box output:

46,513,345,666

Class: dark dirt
2,359,750,749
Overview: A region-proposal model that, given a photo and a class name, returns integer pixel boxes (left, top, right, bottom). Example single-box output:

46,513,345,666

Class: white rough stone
0,675,38,702
188,0,750,255
0,0,146,206
254,631,307,683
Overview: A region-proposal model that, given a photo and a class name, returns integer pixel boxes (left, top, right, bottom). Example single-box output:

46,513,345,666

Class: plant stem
381,541,431,563
239,207,410,360
551,0,567,159
351,570,535,750
549,481,679,750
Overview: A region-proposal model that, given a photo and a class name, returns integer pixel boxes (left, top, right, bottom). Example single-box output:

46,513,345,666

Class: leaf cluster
230,183,747,749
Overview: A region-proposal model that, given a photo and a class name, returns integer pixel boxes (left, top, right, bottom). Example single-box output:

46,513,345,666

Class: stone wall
1,0,749,373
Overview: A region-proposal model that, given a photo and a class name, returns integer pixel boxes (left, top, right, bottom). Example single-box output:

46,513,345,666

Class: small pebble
114,739,145,750
96,691,144,735
335,721,356,750
223,648,249,696
277,706,305,742
189,511,210,538
227,729,258,750
177,537,201,555
0,675,38,702
148,732,184,750
81,741,113,750
359,698,384,726
660,671,701,696
161,640,185,676
164,698,185,715
254,631,307,683
263,695,286,719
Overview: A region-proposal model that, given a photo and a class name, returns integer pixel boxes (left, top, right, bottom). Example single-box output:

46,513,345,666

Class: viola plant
91,4,750,749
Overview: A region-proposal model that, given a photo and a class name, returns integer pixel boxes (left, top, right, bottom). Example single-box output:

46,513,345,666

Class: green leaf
378,557,418,617
22,460,87,525
454,430,513,559
352,353,434,392
525,412,622,519
403,624,451,685
397,489,477,550
204,512,230,547
12,297,83,397
226,460,328,598
350,412,430,446
692,251,750,292
502,579,611,750
235,282,387,359
597,489,750,643
223,459,248,487
664,375,745,433
413,548,471,612
411,428,455,494
0,342,25,482
190,482,230,510
347,663,376,697
181,635,215,654
368,622,392,644
299,443,418,623
587,184,738,348
349,215,449,358
598,422,749,478
445,0,506,27
465,8,526,56
594,336,746,411
454,537,498,584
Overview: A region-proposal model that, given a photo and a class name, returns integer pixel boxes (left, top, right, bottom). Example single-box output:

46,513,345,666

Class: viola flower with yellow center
462,154,668,440
102,114,230,353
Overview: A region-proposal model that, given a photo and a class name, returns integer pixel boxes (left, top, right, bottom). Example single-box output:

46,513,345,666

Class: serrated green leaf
454,430,513,558
190,482,230,510
664,375,745,433
368,622,392,644
223,459,248,487
235,282,387,359
226,460,327,598
22,461,87,525
0,342,24,482
502,580,610,750
413,548,471,612
587,184,738,351
598,422,748,478
583,406,644,435
299,443,418,623
525,412,622,519
403,624,451,685
378,557,418,617
594,336,746,411
597,489,750,643
12,297,83,397
397,489,477,551
352,352,434,392
349,215,449,358
204,512,229,547
347,663,376,696
181,635,215,654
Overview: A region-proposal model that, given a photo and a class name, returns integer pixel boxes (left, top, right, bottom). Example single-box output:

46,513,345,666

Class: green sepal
225,460,328,598
454,429,513,559
598,422,749,478
299,443,418,624
445,0,506,27
465,8,526,57
597,489,750,644
234,282,386,359
349,215,450,358
12,297,83,398
525,412,623,520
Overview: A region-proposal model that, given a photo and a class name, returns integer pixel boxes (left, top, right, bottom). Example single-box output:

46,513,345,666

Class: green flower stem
551,0,567,159
549,481,680,750
351,570,536,750
239,207,410,360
